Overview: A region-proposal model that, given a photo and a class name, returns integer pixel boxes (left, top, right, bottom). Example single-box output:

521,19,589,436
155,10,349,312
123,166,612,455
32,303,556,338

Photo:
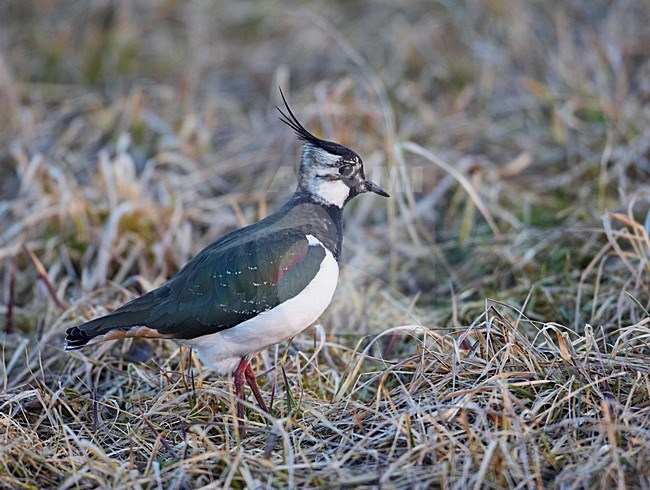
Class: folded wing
65,231,326,348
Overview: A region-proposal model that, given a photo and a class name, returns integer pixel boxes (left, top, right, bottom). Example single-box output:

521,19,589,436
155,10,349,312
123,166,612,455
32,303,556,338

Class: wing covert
139,231,327,339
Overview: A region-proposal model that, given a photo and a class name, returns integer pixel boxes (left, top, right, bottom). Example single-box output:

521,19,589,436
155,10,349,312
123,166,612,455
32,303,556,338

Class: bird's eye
339,164,354,177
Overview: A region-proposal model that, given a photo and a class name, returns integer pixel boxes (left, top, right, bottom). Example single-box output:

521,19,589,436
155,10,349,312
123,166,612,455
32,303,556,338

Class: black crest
277,88,358,159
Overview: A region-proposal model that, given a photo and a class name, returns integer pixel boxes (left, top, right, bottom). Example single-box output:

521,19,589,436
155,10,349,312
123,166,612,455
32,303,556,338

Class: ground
1,1,650,488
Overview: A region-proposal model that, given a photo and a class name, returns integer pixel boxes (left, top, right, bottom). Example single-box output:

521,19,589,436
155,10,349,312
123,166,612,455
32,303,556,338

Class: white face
299,145,363,208
309,176,351,208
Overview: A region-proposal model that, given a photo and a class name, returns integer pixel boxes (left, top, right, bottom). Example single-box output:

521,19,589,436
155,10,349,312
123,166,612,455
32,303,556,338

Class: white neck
308,179,350,208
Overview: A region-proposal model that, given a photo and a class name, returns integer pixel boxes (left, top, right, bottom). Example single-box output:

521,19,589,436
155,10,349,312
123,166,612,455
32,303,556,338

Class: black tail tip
64,326,91,350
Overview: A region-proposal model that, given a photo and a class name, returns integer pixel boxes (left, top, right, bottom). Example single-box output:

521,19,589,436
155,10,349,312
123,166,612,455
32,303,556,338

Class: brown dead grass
1,1,650,488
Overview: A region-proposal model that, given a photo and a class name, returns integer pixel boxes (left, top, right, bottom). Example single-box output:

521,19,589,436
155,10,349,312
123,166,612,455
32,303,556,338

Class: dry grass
1,1,650,488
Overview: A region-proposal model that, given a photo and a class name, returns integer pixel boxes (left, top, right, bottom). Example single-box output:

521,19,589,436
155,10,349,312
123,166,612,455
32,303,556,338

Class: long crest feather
277,87,323,145
276,88,359,159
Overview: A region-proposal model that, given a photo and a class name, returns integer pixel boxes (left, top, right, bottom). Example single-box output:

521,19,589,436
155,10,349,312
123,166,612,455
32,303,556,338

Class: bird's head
278,90,389,208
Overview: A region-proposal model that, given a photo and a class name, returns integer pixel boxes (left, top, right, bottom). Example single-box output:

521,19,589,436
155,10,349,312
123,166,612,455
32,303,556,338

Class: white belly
184,239,339,374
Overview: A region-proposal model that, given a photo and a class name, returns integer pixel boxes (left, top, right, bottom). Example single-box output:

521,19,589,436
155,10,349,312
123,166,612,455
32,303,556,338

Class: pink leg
244,362,269,413
233,358,248,431
232,357,269,435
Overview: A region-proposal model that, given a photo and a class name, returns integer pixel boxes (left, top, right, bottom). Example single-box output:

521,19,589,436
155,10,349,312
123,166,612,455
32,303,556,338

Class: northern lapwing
65,90,389,428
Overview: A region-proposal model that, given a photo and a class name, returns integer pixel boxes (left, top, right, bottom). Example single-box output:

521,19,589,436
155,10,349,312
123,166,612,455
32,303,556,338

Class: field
2,1,650,488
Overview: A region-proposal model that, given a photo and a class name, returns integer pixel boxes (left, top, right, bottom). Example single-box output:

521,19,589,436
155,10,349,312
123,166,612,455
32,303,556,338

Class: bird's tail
64,310,150,350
